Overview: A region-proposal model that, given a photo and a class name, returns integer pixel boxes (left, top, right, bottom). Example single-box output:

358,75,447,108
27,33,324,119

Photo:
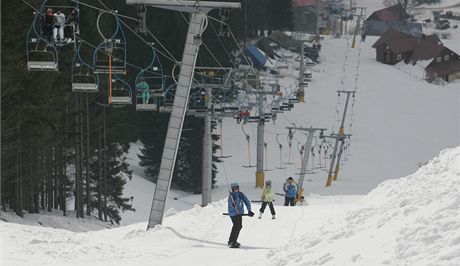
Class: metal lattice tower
126,0,241,229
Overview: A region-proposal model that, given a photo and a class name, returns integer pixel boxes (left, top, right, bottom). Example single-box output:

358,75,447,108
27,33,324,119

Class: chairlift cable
208,18,232,64
75,0,179,65
178,11,226,70
21,0,40,13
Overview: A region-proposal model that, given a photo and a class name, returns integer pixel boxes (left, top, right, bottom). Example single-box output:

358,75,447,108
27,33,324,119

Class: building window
397,54,402,61
444,55,449,61
437,56,442,63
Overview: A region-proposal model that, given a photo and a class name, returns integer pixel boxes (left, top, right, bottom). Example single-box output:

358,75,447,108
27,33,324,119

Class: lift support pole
286,126,326,203
298,43,306,102
125,0,241,229
326,90,354,187
201,87,212,206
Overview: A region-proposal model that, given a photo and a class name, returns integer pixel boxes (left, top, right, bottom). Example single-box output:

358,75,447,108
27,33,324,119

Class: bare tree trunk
15,121,22,217
85,95,91,216
63,105,68,216
47,148,52,212
75,94,80,218
79,95,84,218
98,122,103,221
103,106,107,222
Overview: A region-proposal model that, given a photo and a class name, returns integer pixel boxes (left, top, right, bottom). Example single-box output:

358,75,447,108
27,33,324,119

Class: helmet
265,180,272,186
230,182,239,190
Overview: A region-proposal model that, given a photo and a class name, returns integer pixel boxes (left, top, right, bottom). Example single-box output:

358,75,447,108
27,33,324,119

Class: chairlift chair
110,78,132,105
94,42,127,75
26,1,80,71
72,73,99,92
93,11,128,74
27,48,58,71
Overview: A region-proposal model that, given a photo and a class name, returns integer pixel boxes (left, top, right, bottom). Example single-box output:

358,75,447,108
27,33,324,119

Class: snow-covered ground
2,147,459,265
119,24,459,226
2,1,460,264
0,210,113,232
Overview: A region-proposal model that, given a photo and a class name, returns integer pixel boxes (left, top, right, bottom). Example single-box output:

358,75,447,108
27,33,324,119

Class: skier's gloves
248,211,255,217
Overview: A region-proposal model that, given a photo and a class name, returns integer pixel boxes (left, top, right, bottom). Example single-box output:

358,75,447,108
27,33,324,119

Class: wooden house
372,28,415,64
364,3,422,36
372,28,443,65
425,47,460,82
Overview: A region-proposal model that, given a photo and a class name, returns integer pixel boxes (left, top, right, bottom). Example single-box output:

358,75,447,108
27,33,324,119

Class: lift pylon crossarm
126,0,241,13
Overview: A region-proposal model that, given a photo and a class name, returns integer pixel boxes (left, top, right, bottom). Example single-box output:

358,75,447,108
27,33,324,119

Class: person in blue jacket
227,182,254,248
283,177,298,206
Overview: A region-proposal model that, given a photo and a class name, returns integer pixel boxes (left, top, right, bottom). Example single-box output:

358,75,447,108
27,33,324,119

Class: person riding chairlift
136,80,150,104
52,10,66,45
64,8,79,43
41,8,54,42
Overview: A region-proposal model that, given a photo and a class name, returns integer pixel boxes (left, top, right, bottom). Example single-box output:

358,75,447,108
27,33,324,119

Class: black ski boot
229,242,240,248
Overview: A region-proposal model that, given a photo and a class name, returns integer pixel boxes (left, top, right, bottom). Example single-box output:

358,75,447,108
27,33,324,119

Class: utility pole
125,0,241,229
351,7,365,48
201,87,212,206
315,0,320,43
255,78,265,188
325,90,354,187
286,126,326,203
298,43,306,103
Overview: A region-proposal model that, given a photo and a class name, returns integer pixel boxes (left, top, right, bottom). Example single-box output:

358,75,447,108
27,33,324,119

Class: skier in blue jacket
283,177,298,206
227,182,254,248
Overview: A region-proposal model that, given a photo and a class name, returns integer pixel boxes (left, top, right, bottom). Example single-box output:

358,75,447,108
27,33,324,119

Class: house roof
367,3,410,22
372,27,412,48
373,29,445,55
409,35,444,62
426,58,460,76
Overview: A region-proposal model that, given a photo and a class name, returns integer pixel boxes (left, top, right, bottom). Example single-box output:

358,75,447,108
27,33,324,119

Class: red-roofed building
372,28,460,82
364,4,421,36
367,3,410,22
425,47,460,82
372,28,417,64
372,28,443,65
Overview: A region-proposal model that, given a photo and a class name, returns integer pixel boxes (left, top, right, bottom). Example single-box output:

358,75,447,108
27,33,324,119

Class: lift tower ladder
126,0,241,229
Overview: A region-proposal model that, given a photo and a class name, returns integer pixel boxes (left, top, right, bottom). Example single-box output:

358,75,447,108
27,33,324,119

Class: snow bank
268,146,460,265
0,209,114,232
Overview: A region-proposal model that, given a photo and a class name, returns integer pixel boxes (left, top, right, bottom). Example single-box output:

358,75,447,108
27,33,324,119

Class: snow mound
269,146,460,265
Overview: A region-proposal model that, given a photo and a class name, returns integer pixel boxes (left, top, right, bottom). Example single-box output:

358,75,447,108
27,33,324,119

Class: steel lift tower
125,0,241,229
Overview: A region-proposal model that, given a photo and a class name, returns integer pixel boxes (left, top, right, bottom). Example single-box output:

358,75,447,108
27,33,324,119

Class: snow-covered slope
269,146,460,266
120,32,460,226
2,147,459,265
214,34,460,197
